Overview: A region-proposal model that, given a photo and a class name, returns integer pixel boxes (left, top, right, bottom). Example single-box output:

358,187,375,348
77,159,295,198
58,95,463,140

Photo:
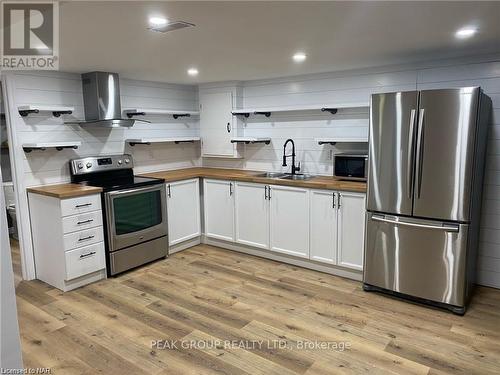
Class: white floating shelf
18,105,75,117
126,137,200,146
22,141,81,153
232,102,369,117
230,137,271,145
316,138,368,145
123,108,200,119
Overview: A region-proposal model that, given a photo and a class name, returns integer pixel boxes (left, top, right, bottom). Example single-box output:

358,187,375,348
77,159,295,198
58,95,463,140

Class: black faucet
282,139,301,175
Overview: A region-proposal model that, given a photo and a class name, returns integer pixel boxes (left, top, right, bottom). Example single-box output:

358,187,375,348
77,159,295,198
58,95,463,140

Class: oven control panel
70,154,133,175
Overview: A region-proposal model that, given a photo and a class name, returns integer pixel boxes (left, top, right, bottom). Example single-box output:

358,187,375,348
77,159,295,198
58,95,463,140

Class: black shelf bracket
53,110,73,117
318,141,337,146
232,112,250,118
128,142,151,147
19,109,39,117
173,113,191,119
254,111,271,117
126,112,146,118
174,140,195,144
321,108,338,115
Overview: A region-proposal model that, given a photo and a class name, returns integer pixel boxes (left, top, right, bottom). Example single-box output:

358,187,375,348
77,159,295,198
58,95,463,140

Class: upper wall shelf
125,137,201,146
316,138,368,145
232,102,369,118
18,105,74,118
22,141,81,153
230,137,271,145
123,108,200,119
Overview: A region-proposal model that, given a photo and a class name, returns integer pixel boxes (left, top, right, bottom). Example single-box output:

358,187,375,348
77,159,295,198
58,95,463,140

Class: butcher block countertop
27,183,103,199
142,167,367,193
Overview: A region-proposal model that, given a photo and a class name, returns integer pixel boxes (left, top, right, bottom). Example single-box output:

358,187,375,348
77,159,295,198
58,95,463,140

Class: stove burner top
78,175,164,192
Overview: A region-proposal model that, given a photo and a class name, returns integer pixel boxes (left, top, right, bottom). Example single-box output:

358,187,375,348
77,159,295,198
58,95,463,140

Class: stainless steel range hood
78,72,138,127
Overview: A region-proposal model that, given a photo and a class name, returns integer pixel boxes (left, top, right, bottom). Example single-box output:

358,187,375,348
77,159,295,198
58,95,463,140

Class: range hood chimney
80,72,137,127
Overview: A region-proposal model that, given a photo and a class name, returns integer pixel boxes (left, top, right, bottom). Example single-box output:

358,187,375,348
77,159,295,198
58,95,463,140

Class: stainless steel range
70,154,168,275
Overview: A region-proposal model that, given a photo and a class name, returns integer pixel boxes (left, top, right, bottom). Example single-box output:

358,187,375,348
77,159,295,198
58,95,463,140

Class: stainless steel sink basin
255,172,287,179
279,174,312,181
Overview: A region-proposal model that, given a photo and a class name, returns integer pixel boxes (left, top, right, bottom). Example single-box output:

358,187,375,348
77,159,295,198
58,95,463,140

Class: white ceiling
59,1,500,84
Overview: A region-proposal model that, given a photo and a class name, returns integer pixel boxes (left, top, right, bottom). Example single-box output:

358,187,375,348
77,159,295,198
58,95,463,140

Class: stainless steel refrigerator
364,87,491,314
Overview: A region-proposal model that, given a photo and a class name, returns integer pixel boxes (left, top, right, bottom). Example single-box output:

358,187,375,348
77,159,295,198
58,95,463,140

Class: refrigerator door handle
415,108,425,199
407,109,417,199
371,215,459,232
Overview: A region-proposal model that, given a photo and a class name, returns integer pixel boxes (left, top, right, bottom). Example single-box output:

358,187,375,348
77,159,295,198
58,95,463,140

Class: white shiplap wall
2,71,200,279
203,56,500,289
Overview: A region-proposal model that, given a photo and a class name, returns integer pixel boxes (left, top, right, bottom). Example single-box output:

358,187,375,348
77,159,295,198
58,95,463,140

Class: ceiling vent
148,21,195,33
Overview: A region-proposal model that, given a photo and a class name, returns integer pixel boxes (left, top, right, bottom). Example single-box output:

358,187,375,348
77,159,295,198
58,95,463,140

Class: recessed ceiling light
187,68,199,77
149,16,168,27
293,52,307,63
455,26,477,39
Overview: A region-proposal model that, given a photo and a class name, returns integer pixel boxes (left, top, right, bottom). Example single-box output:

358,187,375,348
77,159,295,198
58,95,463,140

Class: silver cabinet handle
229,182,233,196
371,215,459,232
332,192,336,209
407,109,416,199
415,108,425,199
79,251,96,259
78,235,95,242
77,219,93,225
75,203,92,208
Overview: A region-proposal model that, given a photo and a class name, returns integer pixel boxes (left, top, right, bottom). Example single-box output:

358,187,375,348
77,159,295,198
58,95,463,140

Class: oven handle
106,184,164,197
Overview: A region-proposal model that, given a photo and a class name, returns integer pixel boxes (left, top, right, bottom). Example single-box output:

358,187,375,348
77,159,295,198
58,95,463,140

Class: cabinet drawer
62,210,103,234
63,226,104,251
65,242,106,281
61,195,101,217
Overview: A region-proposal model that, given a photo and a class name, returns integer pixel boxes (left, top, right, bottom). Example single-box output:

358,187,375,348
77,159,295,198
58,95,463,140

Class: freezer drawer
364,212,469,307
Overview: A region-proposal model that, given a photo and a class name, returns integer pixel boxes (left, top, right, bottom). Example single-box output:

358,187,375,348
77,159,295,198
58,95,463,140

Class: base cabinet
234,182,269,249
204,179,235,241
167,179,201,246
269,185,310,258
310,190,337,264
310,190,365,270
337,192,366,270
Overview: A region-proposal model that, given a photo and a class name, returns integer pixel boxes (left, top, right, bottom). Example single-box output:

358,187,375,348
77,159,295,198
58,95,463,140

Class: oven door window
113,190,162,235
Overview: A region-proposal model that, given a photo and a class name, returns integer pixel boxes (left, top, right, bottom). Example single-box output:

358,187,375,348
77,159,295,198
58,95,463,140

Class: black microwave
333,154,368,181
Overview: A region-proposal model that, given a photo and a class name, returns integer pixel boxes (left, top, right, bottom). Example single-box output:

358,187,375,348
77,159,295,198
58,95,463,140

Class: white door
310,190,337,264
269,185,309,258
200,91,238,158
167,179,201,246
204,179,234,241
337,191,366,270
234,182,269,249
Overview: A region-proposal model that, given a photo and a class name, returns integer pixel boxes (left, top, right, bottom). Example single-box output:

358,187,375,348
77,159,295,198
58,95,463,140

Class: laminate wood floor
15,244,500,374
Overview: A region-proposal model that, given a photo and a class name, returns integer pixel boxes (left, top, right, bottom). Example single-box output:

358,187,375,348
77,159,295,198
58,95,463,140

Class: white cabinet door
234,182,269,249
269,185,310,258
167,179,201,246
200,91,239,158
204,179,234,241
310,190,337,264
337,191,366,270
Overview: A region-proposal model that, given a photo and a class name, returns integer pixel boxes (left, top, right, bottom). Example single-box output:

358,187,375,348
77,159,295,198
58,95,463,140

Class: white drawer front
63,226,104,251
65,242,106,281
61,195,101,217
62,210,103,234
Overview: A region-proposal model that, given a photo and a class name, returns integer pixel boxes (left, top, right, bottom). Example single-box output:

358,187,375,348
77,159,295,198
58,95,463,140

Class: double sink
255,172,313,181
